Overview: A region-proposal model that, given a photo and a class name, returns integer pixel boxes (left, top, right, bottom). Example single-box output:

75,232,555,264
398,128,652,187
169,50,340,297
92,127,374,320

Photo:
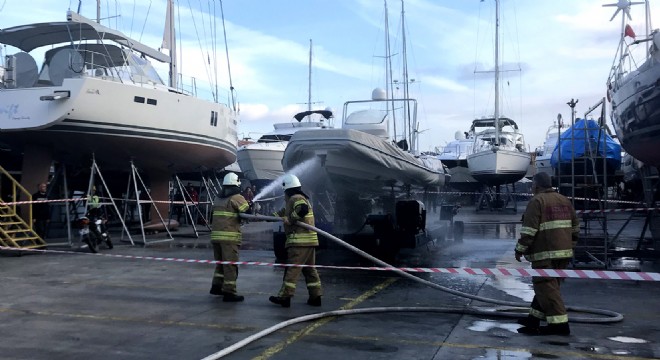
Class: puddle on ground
608,336,649,344
468,319,520,334
489,275,534,302
472,348,532,359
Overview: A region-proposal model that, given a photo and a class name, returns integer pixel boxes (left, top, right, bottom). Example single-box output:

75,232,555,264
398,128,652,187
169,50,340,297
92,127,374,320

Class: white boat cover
283,128,447,193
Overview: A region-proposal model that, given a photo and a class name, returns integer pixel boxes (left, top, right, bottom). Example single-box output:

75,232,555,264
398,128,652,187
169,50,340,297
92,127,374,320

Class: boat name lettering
86,89,100,95
0,104,19,120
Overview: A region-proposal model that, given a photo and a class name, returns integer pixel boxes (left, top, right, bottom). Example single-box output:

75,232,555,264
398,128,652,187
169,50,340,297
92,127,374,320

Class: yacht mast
384,0,395,139
401,0,412,152
163,0,177,90
494,0,500,146
308,39,312,113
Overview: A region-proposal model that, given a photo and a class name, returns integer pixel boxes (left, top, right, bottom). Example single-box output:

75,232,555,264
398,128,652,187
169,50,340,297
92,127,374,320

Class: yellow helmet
222,172,241,187
281,174,301,190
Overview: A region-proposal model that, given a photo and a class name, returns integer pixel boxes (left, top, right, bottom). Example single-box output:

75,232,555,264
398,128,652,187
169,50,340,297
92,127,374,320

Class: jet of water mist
253,157,321,202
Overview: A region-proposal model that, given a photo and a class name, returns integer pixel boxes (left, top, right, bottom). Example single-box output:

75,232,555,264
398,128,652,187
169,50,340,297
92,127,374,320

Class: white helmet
281,174,301,190
223,172,241,187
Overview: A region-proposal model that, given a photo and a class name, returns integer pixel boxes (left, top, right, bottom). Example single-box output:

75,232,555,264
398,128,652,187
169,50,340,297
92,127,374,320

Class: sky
1,0,657,153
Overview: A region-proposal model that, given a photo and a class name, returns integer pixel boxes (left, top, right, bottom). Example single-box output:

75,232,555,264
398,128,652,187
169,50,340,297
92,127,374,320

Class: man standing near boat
32,182,50,240
515,172,579,336
269,174,322,308
209,172,250,302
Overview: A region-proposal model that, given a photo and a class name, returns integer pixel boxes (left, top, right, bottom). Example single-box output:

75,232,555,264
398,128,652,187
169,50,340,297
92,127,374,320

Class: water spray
252,157,321,202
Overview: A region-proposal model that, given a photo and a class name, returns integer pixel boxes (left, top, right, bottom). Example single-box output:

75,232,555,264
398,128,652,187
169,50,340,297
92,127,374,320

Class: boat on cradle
236,109,333,189
437,130,480,192
535,120,569,177
606,0,660,167
550,118,622,186
466,0,531,190
0,1,238,178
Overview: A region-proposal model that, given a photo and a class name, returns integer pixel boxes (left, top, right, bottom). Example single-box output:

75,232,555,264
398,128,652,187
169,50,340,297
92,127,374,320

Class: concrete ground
1,205,659,360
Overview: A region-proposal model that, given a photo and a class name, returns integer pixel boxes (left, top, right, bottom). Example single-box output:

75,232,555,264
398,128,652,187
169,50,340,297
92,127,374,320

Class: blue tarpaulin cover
550,118,621,168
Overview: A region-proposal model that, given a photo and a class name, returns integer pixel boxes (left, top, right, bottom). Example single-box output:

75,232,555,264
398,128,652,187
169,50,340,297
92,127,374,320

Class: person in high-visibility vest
269,174,322,308
209,172,250,302
515,172,579,336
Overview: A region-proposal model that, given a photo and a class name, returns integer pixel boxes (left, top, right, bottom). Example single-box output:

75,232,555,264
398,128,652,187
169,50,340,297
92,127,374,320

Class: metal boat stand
475,184,517,213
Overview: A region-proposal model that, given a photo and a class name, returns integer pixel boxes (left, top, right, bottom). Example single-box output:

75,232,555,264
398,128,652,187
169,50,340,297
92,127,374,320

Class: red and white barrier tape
2,246,658,282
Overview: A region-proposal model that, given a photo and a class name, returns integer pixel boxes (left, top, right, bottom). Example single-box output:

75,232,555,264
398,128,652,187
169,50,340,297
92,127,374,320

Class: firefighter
269,174,322,308
209,172,250,302
515,172,579,336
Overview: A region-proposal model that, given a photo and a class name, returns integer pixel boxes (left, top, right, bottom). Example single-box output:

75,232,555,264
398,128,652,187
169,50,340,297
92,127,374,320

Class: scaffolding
557,98,629,269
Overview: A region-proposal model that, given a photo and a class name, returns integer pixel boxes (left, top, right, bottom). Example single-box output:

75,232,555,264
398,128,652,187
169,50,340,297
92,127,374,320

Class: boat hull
236,142,286,182
443,163,480,192
610,54,660,166
467,149,530,186
0,77,237,172
282,128,447,195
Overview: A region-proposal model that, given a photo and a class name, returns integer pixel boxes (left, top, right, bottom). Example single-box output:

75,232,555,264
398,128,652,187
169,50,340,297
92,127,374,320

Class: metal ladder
0,165,47,249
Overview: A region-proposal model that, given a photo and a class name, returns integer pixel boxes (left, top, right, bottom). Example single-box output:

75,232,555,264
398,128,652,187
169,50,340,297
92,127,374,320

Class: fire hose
200,213,624,359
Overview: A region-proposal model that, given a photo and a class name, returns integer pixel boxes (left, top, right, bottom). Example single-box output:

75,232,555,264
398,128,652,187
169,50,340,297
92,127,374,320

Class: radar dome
454,131,466,140
371,88,387,100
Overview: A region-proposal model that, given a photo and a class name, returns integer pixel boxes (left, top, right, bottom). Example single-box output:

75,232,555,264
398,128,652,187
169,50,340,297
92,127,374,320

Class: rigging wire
186,0,214,98
219,0,237,111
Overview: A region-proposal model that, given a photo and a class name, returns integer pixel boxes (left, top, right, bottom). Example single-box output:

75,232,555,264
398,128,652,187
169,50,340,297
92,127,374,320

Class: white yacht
467,117,530,186
437,130,479,192
0,2,238,186
236,109,333,187
534,121,569,177
466,0,531,187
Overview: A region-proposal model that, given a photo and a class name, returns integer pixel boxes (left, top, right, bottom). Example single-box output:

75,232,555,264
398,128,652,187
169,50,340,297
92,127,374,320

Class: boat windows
258,134,291,142
134,96,146,103
3,52,38,88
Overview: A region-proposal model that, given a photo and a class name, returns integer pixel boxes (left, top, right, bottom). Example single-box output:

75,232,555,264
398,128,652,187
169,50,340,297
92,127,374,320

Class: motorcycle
78,215,113,253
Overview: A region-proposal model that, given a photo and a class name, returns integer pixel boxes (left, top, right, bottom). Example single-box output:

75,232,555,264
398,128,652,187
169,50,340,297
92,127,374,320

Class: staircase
0,165,47,249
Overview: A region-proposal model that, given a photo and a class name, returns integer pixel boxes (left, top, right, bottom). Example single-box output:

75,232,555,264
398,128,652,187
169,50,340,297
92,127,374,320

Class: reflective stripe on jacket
515,189,579,262
211,193,249,243
276,194,318,247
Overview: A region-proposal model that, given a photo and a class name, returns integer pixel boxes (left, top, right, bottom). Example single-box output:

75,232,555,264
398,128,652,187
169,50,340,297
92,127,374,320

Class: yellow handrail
0,165,33,226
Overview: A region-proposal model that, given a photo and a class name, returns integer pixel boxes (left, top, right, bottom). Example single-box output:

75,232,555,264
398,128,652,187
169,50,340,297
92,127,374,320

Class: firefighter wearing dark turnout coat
209,172,250,302
515,172,579,336
269,174,322,308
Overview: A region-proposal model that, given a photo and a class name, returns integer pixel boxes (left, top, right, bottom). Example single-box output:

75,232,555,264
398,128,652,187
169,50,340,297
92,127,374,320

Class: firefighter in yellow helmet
209,172,250,302
515,172,579,336
269,174,322,308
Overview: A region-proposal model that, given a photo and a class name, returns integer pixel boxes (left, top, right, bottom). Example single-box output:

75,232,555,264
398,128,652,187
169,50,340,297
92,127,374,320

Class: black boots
209,285,224,296
307,296,322,307
269,296,291,308
539,323,571,336
518,322,570,336
223,294,245,302
516,316,540,328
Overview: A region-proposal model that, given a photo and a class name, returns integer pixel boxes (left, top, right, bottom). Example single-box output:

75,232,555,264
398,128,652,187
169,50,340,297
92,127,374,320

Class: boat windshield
344,109,387,125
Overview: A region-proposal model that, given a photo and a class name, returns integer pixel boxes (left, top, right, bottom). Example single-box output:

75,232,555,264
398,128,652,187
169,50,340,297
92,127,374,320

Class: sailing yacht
236,40,332,188
0,1,238,200
606,0,660,167
466,0,531,187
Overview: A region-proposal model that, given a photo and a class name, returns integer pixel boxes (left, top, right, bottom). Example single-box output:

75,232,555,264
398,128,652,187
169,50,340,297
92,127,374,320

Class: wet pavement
1,205,659,360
